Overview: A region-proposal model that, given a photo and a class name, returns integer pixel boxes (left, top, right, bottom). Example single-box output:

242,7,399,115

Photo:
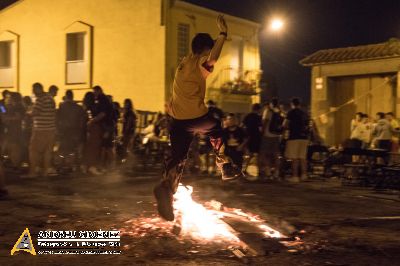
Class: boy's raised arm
206,15,228,67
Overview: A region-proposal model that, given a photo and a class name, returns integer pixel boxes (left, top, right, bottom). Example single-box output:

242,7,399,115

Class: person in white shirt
372,112,393,151
350,112,364,140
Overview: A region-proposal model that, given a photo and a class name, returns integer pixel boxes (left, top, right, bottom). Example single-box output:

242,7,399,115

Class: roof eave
300,55,400,67
0,0,23,14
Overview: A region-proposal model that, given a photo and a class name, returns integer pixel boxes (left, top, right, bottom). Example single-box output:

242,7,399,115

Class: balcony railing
208,66,262,95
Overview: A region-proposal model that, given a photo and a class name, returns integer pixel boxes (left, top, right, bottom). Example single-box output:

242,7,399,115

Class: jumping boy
154,15,243,221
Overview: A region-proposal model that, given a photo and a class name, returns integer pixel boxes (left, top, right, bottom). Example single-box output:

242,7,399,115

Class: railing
208,66,262,95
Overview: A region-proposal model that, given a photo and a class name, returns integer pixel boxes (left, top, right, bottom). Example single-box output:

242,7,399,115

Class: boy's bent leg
162,123,193,193
154,119,193,221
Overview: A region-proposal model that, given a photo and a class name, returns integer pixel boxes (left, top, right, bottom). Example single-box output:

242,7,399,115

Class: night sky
2,0,400,104
184,0,400,104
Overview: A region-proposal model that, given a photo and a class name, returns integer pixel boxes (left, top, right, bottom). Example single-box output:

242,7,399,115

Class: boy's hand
217,15,228,33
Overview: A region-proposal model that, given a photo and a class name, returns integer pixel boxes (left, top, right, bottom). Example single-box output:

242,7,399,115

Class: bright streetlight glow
270,18,284,32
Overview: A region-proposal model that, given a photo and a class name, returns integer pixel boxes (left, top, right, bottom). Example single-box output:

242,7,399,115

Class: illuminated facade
301,39,400,145
0,0,261,112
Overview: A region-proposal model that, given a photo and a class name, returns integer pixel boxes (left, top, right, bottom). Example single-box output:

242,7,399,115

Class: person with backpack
283,98,310,182
260,98,284,179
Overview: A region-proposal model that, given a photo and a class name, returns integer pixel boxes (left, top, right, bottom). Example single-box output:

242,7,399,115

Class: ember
120,184,293,247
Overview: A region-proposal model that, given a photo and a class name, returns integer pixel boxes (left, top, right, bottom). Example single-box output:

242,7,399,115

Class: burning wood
120,184,304,257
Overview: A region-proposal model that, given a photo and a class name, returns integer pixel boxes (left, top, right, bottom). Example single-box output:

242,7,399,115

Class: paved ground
0,160,399,266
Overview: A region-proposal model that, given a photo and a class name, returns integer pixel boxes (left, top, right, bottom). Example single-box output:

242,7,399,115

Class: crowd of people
349,111,400,152
0,83,137,182
0,81,321,198
187,98,319,183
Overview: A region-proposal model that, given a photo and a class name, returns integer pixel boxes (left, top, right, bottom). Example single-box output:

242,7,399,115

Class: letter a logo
11,228,36,255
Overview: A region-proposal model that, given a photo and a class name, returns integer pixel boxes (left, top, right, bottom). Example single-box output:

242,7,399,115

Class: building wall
310,58,400,145
0,0,166,111
165,1,261,110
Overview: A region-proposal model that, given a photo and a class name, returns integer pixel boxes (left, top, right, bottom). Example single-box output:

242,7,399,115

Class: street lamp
269,18,284,32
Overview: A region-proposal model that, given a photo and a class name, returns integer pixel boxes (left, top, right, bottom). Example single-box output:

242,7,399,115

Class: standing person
386,112,400,152
3,92,25,169
82,92,103,175
260,98,284,179
206,100,224,122
350,113,372,149
21,96,33,165
283,98,310,182
0,90,10,155
92,86,116,169
26,83,57,177
242,104,262,154
154,15,242,221
0,90,10,108
242,103,262,176
121,99,137,159
372,112,394,151
223,113,246,169
350,112,364,137
361,114,372,148
56,90,86,168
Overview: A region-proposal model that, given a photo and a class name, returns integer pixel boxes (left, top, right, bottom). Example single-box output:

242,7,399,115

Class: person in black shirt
57,90,86,167
92,86,116,168
223,113,246,169
242,104,262,154
283,98,310,182
121,99,137,159
83,92,103,175
0,90,10,155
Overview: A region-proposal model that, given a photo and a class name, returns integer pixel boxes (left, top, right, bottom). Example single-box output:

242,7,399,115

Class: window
66,32,85,61
64,21,93,87
66,32,87,84
0,40,14,88
177,23,189,64
0,41,12,68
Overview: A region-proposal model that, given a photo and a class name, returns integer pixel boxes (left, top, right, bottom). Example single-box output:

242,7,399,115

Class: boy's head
291,98,301,108
362,113,369,122
192,33,214,55
65,89,74,101
355,112,363,121
252,103,261,113
385,112,394,120
269,97,279,109
376,112,385,120
225,113,237,127
32,82,44,96
48,85,58,97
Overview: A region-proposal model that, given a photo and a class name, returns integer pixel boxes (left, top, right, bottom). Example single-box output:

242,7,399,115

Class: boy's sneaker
221,163,244,181
153,183,174,221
